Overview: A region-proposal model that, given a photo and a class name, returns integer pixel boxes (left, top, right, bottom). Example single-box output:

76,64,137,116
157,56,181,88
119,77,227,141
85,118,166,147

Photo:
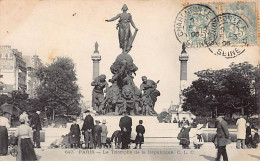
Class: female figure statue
106,4,138,53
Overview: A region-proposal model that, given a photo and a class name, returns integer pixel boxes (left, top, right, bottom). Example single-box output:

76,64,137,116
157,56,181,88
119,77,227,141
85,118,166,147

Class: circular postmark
174,4,217,48
205,13,249,58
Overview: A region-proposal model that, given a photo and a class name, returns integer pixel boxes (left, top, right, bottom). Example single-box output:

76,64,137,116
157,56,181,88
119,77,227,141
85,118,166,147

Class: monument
91,4,160,116
91,42,101,80
178,43,189,112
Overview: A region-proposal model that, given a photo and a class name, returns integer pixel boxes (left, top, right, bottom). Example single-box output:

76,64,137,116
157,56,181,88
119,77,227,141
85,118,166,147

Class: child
246,122,253,148
193,124,204,149
252,129,259,148
134,120,145,149
111,130,121,149
70,120,81,149
101,119,108,148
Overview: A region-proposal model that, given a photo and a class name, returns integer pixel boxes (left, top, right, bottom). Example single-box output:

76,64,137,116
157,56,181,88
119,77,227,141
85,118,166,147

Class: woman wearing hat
15,118,37,161
101,119,108,148
0,112,11,156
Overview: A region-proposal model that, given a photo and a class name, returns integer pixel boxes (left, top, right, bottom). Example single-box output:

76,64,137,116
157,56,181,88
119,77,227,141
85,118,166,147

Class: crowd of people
50,110,146,150
177,115,260,161
0,110,42,161
236,116,259,149
1,107,260,161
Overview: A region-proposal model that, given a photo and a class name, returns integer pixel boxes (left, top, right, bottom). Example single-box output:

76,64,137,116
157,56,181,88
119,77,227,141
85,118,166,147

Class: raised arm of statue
105,14,120,22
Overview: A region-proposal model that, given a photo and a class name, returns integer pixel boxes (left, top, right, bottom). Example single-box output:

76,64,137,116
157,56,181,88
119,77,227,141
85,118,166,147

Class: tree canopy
182,62,257,117
36,57,82,116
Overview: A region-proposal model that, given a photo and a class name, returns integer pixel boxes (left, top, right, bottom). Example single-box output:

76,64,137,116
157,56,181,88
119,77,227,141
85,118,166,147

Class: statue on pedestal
106,4,138,53
91,4,160,116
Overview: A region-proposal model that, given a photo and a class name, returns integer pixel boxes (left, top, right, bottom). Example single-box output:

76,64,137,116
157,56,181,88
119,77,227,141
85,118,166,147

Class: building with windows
24,54,42,98
0,45,27,94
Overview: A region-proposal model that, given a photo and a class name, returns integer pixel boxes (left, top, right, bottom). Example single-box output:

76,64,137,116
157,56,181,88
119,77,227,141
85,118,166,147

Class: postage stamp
176,1,259,58
174,4,217,48
222,2,258,45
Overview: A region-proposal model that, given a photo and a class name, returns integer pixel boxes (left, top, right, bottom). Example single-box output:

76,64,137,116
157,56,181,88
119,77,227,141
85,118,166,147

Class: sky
0,0,259,113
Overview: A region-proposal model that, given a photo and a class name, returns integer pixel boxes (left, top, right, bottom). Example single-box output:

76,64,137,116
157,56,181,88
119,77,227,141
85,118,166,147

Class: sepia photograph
0,0,259,161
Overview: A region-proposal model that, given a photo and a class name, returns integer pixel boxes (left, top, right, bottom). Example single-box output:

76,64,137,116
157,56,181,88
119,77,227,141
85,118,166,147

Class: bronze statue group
90,4,160,116
91,74,160,116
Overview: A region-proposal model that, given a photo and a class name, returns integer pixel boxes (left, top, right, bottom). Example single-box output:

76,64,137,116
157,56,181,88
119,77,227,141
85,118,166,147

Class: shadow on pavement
200,155,216,161
248,154,260,160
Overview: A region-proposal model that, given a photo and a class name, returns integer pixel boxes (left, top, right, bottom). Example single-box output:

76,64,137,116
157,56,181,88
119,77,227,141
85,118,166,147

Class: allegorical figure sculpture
91,74,108,114
92,4,159,116
140,76,160,116
106,4,138,53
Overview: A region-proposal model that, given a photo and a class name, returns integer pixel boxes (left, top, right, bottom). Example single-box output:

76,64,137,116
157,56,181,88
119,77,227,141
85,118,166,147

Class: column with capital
91,42,101,80
178,43,189,112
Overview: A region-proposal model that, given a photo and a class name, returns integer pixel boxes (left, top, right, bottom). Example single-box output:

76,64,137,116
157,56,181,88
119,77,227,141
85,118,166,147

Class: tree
182,62,257,117
35,57,82,118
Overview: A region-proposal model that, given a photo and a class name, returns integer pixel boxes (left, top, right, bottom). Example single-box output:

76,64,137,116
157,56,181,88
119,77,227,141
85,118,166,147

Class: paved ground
1,143,260,161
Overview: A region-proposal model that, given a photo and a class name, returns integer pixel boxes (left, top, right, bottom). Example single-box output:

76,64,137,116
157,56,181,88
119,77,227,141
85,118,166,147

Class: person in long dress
101,119,108,148
179,122,191,149
0,112,11,156
15,118,37,161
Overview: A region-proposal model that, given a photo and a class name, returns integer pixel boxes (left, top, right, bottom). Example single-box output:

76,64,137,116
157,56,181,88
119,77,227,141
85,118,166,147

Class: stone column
91,42,101,80
178,43,189,112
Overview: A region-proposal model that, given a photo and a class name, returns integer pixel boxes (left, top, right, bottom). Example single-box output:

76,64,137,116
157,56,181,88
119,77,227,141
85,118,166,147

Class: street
1,143,260,161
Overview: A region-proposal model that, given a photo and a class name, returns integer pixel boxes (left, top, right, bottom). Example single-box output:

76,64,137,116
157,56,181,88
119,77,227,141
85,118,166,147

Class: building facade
0,45,40,96
24,54,42,98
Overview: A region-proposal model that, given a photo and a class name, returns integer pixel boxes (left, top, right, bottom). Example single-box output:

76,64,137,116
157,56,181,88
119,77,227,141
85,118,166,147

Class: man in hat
119,112,132,149
31,110,42,148
215,116,230,161
93,120,102,149
81,110,94,149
